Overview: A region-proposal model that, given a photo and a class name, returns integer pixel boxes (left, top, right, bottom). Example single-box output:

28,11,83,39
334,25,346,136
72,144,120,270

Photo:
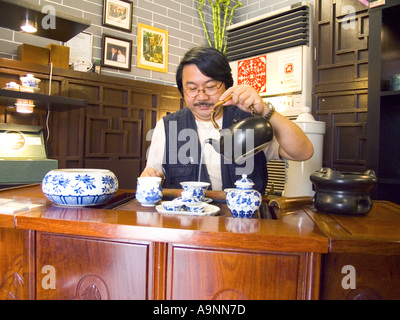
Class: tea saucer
155,204,220,216
203,197,213,203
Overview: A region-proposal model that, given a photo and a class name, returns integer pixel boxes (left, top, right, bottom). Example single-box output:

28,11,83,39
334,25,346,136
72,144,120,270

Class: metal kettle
205,95,274,163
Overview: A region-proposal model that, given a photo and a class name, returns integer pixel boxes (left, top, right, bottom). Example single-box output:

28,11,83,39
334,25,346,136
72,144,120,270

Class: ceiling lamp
15,99,35,113
21,17,37,33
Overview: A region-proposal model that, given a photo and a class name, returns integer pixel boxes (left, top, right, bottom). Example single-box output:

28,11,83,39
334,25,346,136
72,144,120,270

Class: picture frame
137,23,168,73
65,31,93,66
102,34,132,71
102,0,133,32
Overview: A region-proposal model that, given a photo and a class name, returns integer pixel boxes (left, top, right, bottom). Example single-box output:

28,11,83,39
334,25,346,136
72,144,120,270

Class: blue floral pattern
180,182,210,201
225,175,261,218
135,179,163,206
42,170,118,206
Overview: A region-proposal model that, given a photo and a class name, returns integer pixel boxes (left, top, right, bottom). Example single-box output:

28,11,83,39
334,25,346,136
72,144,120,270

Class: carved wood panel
0,228,35,300
166,245,319,300
36,233,154,300
313,0,369,172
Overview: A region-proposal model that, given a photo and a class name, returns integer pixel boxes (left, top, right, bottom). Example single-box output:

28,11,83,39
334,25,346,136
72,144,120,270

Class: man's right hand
140,167,164,179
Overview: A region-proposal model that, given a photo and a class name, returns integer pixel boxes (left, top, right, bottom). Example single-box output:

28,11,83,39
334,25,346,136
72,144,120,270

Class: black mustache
194,102,214,107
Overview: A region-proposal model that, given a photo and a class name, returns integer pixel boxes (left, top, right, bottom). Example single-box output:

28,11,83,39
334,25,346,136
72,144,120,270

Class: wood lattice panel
313,0,369,172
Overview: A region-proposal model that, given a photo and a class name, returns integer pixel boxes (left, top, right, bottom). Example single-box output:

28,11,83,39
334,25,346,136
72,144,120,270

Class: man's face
182,64,225,121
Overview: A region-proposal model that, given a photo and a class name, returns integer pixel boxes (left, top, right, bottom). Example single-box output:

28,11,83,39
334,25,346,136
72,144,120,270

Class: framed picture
103,0,133,32
102,34,132,71
137,23,168,73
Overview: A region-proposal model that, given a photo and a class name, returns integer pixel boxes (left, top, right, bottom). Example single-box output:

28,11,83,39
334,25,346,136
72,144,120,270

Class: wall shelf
0,89,87,111
0,0,91,42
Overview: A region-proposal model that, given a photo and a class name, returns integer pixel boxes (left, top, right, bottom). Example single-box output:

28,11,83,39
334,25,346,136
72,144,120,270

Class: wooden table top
304,201,400,254
0,184,329,254
1,184,400,255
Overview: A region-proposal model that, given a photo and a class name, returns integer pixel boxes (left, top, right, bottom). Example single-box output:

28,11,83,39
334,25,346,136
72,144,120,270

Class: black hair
176,46,234,97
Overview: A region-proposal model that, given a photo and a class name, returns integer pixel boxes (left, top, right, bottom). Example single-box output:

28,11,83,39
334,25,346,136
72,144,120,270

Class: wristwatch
263,102,275,121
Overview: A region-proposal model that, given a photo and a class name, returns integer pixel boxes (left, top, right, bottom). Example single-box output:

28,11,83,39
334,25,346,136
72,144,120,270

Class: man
144,35,163,63
108,47,118,61
140,46,313,194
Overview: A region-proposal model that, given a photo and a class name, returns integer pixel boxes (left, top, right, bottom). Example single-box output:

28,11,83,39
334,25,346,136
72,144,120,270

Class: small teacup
185,202,207,213
6,82,19,90
180,181,210,201
162,201,182,212
135,177,163,207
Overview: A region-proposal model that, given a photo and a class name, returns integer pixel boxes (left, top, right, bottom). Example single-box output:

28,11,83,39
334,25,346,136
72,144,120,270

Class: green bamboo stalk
223,1,242,53
209,0,218,50
197,0,243,54
220,0,230,53
197,0,213,46
216,0,223,51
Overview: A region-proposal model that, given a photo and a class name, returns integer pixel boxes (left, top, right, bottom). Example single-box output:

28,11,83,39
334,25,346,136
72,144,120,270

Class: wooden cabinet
306,201,400,300
36,233,153,300
166,245,320,300
34,237,321,300
367,0,400,204
3,186,400,300
313,0,369,172
321,252,400,300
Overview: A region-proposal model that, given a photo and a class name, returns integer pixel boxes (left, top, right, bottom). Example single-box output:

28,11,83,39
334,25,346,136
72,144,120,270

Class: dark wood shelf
367,2,400,205
381,90,400,96
0,88,87,111
378,178,400,185
0,0,91,42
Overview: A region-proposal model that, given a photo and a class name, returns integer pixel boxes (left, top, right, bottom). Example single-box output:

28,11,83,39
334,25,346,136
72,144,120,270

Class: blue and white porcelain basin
42,169,118,207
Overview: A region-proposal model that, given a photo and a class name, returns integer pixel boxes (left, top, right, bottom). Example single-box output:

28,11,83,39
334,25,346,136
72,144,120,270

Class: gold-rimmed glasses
184,82,223,98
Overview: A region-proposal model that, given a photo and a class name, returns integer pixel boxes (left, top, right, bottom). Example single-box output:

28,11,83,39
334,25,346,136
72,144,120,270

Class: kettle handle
211,94,232,131
210,94,257,131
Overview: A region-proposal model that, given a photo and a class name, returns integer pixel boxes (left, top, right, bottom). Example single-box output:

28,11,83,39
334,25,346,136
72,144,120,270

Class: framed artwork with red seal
237,55,267,94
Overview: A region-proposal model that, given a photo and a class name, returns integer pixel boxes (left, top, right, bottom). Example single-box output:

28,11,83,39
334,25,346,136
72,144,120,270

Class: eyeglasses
184,82,223,98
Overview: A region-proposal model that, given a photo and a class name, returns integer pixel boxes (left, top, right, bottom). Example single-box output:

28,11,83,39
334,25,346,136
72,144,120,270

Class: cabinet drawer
167,245,317,300
36,233,152,300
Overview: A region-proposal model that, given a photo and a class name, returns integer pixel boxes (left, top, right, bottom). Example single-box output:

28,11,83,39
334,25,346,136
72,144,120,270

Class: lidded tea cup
224,174,262,218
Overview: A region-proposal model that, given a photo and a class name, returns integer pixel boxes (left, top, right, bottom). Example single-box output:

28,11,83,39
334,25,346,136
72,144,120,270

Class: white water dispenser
282,107,326,197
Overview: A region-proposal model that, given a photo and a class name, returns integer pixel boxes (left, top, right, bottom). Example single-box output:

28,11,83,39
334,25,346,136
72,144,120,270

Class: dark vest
162,106,268,194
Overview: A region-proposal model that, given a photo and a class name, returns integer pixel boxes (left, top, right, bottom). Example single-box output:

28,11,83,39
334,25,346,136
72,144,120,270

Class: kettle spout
204,136,234,163
204,138,220,154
